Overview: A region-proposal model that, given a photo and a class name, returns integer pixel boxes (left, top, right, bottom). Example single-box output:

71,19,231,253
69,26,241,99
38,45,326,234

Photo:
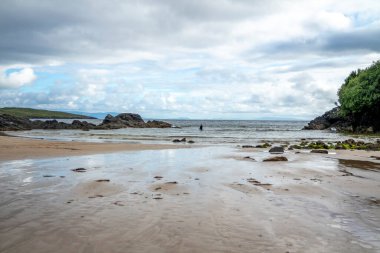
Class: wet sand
0,144,380,252
0,136,190,161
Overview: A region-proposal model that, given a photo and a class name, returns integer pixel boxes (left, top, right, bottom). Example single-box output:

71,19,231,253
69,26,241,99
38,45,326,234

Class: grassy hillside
0,107,95,119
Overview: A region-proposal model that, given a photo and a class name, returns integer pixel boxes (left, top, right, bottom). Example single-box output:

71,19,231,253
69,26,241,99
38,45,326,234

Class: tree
338,61,380,131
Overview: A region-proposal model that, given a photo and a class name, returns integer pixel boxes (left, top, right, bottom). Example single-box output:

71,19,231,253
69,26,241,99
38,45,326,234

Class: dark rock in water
0,114,32,130
269,146,284,154
95,179,110,182
100,113,145,128
145,120,172,128
303,107,352,131
1,112,172,131
263,156,288,162
72,168,87,172
72,120,96,130
99,113,171,129
172,138,187,143
188,140,195,144
310,150,329,154
165,181,178,184
242,145,254,148
243,156,256,161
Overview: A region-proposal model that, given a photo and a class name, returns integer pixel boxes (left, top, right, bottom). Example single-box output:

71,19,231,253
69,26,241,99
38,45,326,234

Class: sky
1,0,380,120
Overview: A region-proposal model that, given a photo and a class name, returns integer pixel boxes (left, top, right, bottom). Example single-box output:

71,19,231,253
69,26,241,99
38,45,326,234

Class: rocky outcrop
145,120,172,128
0,112,172,131
99,114,171,129
303,107,352,131
30,119,97,130
100,113,146,129
0,114,32,130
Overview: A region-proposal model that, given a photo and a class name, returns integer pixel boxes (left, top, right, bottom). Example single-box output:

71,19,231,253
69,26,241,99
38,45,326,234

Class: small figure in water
199,124,203,131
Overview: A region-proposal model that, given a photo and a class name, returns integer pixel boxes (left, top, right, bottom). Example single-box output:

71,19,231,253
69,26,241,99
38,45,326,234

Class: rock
310,150,328,154
100,113,172,129
72,168,87,172
269,146,284,154
243,156,256,161
172,138,186,143
188,140,195,144
263,156,288,162
100,113,145,128
0,112,170,131
303,107,352,131
0,114,32,131
95,179,110,182
242,145,254,148
165,181,177,184
145,120,172,128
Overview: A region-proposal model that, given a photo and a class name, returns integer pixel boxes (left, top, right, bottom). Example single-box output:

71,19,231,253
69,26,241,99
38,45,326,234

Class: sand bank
0,135,191,161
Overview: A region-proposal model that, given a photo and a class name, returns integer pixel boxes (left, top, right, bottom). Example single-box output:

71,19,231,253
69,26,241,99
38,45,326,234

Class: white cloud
0,0,380,119
0,67,36,88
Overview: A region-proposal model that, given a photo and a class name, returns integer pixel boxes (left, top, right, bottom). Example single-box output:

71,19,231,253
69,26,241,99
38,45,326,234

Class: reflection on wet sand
0,147,380,253
339,159,380,172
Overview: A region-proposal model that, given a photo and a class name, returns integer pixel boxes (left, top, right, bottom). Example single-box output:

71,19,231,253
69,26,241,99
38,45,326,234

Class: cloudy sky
1,0,380,119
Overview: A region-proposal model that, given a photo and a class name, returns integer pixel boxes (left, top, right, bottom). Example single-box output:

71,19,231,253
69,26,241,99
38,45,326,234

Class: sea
6,119,375,145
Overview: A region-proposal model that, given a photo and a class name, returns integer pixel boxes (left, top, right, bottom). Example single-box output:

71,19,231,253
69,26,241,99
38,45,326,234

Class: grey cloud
257,27,380,63
0,0,278,65
322,27,380,52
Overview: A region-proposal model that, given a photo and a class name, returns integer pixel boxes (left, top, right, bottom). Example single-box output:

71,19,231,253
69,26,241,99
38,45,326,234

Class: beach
0,136,191,161
0,135,380,252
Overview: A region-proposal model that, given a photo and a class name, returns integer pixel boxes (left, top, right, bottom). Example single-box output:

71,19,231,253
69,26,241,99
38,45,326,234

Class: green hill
0,107,95,119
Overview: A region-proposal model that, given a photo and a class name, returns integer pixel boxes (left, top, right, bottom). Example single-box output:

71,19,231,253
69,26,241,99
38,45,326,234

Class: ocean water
6,119,364,145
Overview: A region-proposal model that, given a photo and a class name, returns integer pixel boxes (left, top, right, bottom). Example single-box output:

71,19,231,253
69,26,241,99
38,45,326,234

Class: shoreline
1,134,380,162
0,135,193,161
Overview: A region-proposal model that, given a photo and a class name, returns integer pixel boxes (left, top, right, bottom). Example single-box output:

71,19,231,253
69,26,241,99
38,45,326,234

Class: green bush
338,61,380,131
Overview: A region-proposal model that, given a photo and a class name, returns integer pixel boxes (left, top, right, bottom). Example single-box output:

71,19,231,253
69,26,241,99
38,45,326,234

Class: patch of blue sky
4,68,23,75
20,71,74,93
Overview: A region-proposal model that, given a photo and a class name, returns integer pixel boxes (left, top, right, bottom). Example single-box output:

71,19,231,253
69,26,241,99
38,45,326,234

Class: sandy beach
0,136,190,161
0,136,380,253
